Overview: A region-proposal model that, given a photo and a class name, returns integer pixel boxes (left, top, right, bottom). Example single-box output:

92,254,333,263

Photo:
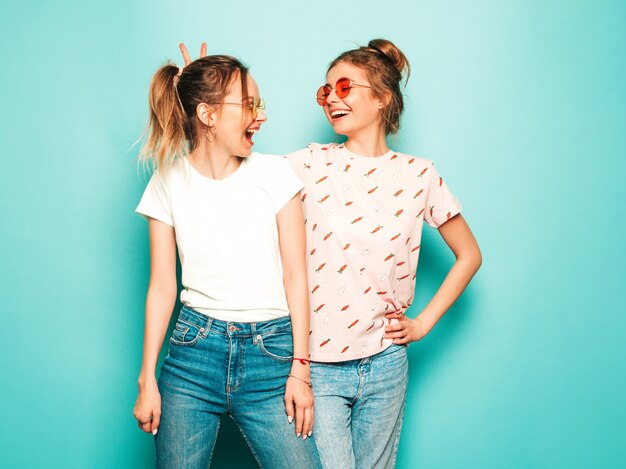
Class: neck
188,140,242,180
344,126,389,157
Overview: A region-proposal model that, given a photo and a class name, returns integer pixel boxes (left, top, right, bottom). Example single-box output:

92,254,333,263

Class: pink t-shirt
286,143,462,362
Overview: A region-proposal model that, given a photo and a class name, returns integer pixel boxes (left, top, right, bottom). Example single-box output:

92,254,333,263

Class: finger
295,404,304,437
385,331,407,339
200,42,207,58
140,418,153,433
151,410,161,435
384,323,403,333
385,311,403,318
303,406,313,439
179,43,192,66
393,336,409,344
284,395,295,424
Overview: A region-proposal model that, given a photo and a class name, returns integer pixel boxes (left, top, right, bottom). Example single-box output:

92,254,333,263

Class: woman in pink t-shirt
284,39,482,468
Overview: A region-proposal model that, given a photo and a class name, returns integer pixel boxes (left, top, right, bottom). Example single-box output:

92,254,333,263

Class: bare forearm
283,271,311,361
138,286,177,384
417,254,481,331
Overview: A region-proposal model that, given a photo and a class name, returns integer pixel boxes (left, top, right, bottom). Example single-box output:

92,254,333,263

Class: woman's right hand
133,376,161,435
179,42,207,66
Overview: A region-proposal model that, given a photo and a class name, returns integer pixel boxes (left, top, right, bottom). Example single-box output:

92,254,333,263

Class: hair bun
368,39,410,81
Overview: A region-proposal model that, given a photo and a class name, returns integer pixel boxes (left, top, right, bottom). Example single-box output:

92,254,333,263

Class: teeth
246,128,259,135
331,110,350,118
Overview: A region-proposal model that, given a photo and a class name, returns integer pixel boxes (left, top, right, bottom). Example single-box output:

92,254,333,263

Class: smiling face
322,61,385,139
213,74,267,157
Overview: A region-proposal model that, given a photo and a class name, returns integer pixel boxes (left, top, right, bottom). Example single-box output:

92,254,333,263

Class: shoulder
246,152,290,171
392,151,433,168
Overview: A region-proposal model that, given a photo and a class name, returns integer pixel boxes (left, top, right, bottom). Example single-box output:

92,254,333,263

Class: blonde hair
329,39,410,135
139,55,249,171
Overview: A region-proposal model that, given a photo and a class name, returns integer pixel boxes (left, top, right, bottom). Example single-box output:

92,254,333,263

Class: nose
256,108,267,122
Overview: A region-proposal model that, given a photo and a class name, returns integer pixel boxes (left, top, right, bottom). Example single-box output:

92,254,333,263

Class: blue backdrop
1,0,625,467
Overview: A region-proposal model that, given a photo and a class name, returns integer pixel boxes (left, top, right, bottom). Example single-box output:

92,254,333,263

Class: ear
196,103,216,127
378,90,392,110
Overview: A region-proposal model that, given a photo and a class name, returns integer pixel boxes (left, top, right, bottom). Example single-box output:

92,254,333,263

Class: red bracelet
292,357,311,365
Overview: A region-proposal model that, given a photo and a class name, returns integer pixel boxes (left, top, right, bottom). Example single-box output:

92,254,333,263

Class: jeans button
229,325,236,332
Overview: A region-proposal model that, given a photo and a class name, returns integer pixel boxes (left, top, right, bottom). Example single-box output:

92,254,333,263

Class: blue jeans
310,344,408,469
155,306,321,469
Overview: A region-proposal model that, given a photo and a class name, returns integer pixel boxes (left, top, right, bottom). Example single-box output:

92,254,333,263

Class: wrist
138,373,157,389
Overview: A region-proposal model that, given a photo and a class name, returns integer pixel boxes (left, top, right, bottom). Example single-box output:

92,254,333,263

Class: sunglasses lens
336,78,351,99
316,86,330,106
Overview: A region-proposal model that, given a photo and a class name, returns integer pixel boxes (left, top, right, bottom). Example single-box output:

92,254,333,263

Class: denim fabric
155,306,321,469
310,344,408,469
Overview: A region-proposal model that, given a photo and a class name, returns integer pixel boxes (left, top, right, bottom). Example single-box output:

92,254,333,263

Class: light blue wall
1,1,625,467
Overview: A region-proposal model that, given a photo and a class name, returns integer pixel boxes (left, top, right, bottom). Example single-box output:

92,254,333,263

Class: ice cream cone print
371,225,383,234
364,286,372,294
393,189,403,197
316,176,328,184
341,346,350,353
384,253,395,262
394,209,404,217
418,167,428,177
314,304,325,313
390,233,401,241
318,195,330,204
364,168,377,177
368,186,378,194
351,217,363,224
315,263,326,273
348,319,359,329
311,285,320,294
320,339,331,347
337,264,347,274
413,189,423,199
324,232,333,241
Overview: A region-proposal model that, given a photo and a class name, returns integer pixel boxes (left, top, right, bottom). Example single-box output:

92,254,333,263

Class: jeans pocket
257,328,293,362
170,311,208,347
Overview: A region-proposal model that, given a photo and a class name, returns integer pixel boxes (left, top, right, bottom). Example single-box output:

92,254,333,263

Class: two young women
134,39,481,468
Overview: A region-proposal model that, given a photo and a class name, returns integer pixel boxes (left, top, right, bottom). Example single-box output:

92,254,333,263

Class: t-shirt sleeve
284,147,312,183
424,163,462,228
135,172,174,226
268,155,304,214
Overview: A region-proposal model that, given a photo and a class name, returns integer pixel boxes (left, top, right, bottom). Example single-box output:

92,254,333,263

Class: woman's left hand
384,312,429,344
284,374,314,440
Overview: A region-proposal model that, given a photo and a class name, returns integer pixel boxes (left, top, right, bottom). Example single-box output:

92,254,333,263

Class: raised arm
385,214,482,343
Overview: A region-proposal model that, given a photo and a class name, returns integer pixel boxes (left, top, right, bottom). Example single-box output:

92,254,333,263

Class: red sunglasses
316,77,371,106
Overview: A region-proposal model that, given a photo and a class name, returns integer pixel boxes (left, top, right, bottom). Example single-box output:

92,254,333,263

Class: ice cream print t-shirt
286,143,462,362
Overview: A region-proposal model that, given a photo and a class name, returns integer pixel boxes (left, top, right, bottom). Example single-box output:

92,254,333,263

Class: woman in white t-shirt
132,54,320,468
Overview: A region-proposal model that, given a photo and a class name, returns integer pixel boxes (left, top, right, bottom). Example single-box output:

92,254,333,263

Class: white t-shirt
135,153,303,322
